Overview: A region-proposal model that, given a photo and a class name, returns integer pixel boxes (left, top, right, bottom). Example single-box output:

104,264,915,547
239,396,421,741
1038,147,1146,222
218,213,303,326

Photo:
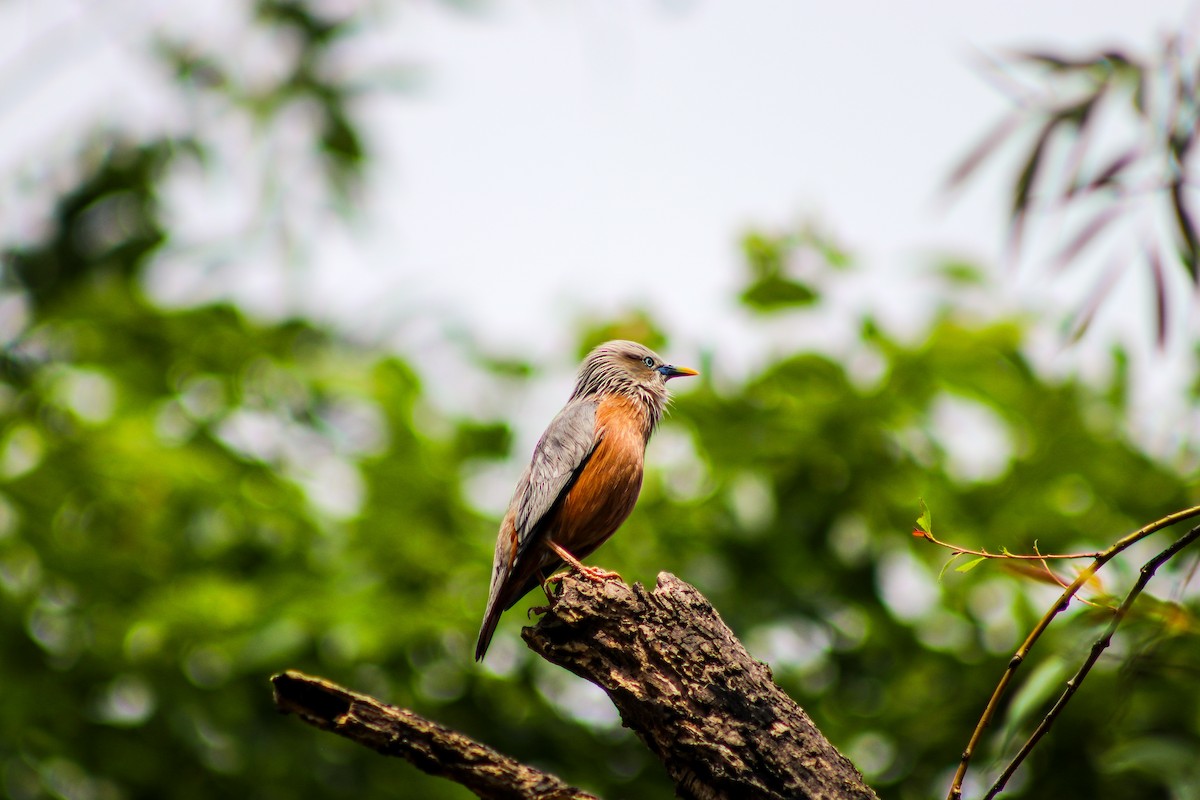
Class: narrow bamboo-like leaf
1008,116,1059,254
1066,258,1125,343
1147,245,1169,349
1132,70,1147,116
1016,51,1089,71
1059,95,1105,208
945,113,1022,191
1098,50,1135,70
1170,181,1199,283
1013,120,1056,214
1073,149,1138,196
1053,205,1123,270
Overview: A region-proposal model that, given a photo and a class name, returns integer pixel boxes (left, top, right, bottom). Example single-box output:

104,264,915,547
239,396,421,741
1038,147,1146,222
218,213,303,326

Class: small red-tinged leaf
916,499,933,534
1001,560,1068,586
955,556,988,573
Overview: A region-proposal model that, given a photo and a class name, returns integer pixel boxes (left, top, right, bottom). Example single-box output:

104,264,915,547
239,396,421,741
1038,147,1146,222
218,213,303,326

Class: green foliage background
3,5,1199,800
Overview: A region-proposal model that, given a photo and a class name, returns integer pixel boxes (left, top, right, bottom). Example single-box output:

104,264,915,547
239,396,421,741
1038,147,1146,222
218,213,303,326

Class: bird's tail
474,598,504,662
475,550,546,660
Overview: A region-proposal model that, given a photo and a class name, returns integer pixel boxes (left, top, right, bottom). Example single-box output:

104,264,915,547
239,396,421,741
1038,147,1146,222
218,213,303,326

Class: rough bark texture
522,572,877,800
274,572,877,800
271,670,598,800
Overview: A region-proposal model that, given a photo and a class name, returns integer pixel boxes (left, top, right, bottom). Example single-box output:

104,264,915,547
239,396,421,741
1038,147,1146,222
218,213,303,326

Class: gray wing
475,398,599,660
512,397,599,557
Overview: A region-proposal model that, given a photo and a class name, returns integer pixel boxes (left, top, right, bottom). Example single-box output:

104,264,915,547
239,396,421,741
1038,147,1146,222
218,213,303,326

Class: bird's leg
538,568,559,604
546,540,622,582
527,569,559,618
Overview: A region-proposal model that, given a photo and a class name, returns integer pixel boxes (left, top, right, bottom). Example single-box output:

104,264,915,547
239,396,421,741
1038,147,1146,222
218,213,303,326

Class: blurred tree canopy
3,4,1200,800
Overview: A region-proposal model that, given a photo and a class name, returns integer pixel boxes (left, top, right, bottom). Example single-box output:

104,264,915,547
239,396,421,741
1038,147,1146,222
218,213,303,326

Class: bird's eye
643,356,655,368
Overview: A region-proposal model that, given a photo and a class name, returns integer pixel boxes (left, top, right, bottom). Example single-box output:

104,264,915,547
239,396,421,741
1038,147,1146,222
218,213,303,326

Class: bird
474,340,698,661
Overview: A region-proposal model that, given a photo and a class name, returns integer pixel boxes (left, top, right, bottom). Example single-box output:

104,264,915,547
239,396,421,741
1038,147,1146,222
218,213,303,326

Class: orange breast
545,394,649,560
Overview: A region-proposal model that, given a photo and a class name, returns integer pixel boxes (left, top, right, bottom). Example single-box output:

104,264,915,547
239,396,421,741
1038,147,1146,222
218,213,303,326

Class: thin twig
947,504,1200,800
1032,546,1104,609
915,528,1101,560
1033,543,1071,590
983,524,1200,799
1031,544,1107,608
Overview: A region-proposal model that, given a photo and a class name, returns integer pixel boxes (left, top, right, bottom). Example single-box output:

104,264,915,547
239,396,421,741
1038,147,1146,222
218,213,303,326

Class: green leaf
1003,656,1070,737
739,276,819,311
932,259,986,286
955,556,988,573
938,552,967,583
741,231,786,278
916,499,933,534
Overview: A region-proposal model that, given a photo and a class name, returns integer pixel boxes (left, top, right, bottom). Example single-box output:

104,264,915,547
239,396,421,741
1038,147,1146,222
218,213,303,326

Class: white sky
1,0,1197,465
362,0,1189,343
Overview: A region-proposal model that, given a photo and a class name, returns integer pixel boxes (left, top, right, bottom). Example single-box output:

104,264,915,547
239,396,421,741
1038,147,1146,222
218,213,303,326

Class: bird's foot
571,563,622,583
527,603,552,618
546,541,622,583
539,572,564,604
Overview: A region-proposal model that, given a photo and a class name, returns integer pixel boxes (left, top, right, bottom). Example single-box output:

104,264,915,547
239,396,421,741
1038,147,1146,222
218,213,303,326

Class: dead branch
524,572,878,800
271,670,598,800
274,571,876,800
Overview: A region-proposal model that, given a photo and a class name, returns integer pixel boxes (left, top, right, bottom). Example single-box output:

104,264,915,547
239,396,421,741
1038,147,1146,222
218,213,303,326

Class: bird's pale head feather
570,340,695,431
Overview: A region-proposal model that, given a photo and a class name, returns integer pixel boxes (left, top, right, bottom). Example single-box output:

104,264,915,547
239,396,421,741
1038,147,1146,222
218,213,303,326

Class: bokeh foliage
3,5,1200,800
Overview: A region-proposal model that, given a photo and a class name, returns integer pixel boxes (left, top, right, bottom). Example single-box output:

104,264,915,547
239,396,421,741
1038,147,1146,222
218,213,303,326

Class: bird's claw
538,573,565,605
527,604,552,618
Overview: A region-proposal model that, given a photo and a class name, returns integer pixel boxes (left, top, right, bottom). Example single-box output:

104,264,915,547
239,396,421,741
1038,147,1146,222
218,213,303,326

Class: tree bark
271,670,598,800
273,572,876,800
523,572,877,800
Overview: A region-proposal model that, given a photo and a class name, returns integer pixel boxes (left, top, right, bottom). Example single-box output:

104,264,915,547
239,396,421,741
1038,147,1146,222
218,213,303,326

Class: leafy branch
914,501,1102,568
983,523,1200,799
914,503,1200,800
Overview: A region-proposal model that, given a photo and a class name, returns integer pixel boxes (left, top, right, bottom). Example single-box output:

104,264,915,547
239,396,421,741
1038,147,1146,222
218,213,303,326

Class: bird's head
571,340,698,427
